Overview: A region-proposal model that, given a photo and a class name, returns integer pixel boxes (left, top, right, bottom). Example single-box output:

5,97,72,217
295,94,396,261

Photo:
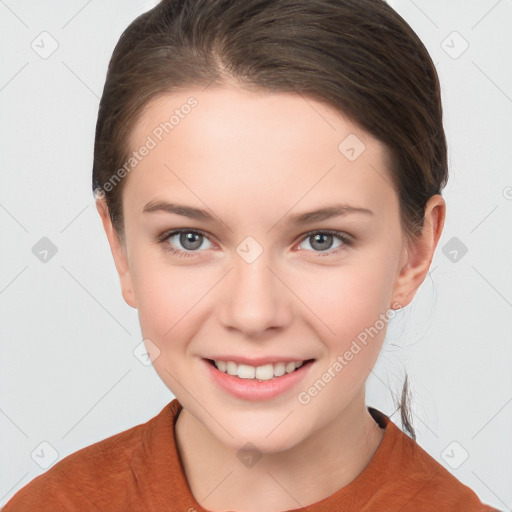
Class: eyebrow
142,200,374,224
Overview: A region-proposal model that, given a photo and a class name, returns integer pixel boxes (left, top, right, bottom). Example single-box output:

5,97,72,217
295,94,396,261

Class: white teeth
226,361,238,376
237,364,256,379
213,359,308,380
255,364,274,381
273,362,286,377
285,362,296,373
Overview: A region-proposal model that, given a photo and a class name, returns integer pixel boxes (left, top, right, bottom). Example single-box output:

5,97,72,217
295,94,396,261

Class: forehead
123,86,396,220
129,85,384,158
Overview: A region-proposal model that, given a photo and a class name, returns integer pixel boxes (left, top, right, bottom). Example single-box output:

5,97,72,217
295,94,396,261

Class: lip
202,358,315,401
205,355,310,366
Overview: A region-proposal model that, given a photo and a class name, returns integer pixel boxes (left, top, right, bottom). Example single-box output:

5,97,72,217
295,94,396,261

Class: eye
158,229,214,257
296,230,352,256
158,228,353,258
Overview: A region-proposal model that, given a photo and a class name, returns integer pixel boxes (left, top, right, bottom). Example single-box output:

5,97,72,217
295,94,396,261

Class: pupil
312,233,332,250
181,232,202,250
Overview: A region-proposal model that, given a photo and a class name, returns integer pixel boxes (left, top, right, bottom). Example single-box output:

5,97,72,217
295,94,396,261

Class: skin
96,85,445,512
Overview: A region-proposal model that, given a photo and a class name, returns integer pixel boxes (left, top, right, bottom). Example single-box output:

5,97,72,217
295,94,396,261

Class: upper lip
204,356,314,366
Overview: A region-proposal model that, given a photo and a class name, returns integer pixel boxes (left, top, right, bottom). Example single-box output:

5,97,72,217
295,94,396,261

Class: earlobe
390,195,446,309
95,198,137,309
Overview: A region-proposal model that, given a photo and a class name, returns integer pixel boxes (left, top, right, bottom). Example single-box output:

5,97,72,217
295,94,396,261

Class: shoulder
2,403,175,511
368,408,498,511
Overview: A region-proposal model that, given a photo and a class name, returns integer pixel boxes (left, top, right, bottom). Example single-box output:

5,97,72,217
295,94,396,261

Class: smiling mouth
206,358,315,382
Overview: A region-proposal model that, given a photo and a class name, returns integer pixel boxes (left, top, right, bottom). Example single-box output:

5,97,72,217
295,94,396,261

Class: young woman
3,0,498,510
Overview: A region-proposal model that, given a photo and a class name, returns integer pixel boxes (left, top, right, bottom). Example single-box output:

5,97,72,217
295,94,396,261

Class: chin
212,414,312,455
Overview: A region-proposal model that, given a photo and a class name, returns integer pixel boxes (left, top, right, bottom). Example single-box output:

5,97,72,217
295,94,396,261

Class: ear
95,196,137,309
391,194,446,308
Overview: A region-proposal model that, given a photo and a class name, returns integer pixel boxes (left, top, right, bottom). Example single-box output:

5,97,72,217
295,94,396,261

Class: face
98,85,432,453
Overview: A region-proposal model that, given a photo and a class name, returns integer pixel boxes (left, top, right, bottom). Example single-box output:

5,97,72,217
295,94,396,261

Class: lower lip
202,358,315,401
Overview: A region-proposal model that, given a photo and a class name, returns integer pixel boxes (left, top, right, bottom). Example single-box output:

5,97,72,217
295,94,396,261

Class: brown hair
92,0,448,440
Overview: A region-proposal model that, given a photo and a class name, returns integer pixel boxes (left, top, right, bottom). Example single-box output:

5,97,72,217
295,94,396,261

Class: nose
218,249,293,338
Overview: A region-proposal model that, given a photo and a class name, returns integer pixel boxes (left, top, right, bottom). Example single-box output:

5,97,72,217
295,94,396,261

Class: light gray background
1,0,511,509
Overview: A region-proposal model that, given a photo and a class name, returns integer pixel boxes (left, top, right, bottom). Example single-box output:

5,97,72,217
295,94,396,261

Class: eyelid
157,227,214,243
298,229,353,244
157,228,217,254
295,229,353,254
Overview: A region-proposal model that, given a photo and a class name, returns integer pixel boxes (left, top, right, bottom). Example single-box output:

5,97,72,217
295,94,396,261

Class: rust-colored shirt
3,399,497,511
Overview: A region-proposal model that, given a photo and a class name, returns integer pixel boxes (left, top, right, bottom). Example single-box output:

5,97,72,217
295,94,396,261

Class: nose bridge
219,238,291,335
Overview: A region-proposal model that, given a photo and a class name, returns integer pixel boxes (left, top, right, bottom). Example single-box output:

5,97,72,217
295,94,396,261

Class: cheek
296,265,395,415
130,255,213,345
300,259,396,346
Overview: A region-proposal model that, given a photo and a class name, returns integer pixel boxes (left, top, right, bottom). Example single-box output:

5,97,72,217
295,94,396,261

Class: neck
174,392,385,512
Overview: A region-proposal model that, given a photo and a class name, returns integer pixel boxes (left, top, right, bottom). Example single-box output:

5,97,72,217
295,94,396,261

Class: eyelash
157,229,353,258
